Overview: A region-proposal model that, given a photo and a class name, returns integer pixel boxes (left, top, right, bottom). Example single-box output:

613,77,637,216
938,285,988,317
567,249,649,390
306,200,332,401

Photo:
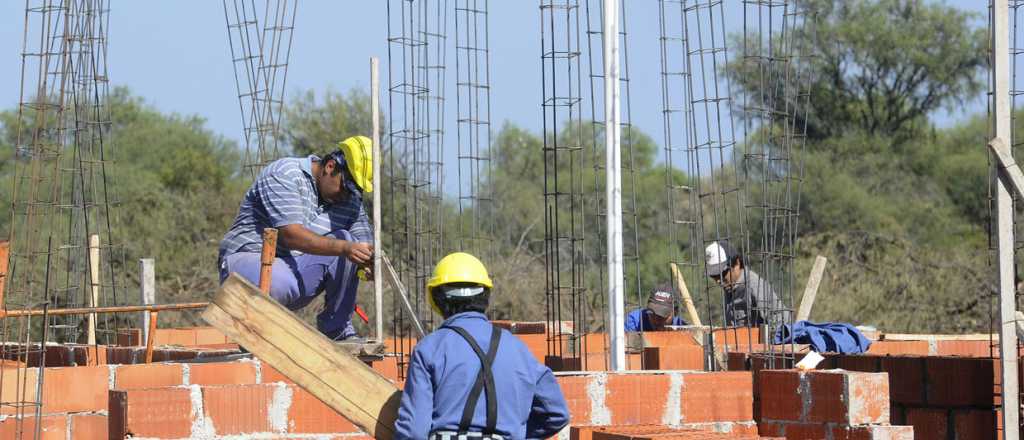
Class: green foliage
0,87,247,328
727,0,987,141
0,0,1001,335
281,88,377,157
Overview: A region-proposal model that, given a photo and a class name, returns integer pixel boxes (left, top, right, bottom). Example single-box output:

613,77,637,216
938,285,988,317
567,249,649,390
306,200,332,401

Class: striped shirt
220,155,372,257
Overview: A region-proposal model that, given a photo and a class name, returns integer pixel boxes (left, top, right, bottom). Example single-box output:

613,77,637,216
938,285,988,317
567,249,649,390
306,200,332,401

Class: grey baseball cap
705,240,737,277
646,285,675,318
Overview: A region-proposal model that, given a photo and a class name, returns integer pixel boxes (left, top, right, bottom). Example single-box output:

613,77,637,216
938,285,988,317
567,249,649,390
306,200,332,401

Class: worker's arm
253,167,372,263
277,224,373,265
393,348,434,440
525,364,570,438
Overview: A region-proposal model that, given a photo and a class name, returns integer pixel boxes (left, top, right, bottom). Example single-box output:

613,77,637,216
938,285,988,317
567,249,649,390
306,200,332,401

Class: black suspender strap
441,325,501,435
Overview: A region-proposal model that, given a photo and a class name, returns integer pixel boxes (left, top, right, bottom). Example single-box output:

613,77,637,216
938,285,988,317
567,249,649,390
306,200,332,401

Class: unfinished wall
729,342,1005,439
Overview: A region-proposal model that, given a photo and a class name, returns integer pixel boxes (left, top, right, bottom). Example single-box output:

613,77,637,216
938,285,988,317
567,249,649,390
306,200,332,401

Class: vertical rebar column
659,0,705,356
413,0,447,328
659,0,745,368
65,0,124,345
454,0,496,262
583,0,641,371
223,0,297,178
4,1,71,435
739,0,808,366
540,0,587,367
387,0,430,379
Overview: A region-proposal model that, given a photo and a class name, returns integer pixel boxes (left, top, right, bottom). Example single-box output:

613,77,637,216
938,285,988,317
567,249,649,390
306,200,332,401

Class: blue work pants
218,229,359,339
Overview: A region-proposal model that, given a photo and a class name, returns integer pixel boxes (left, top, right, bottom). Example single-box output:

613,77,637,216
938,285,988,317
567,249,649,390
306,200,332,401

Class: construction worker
218,136,374,341
624,284,688,332
394,252,570,440
704,240,791,327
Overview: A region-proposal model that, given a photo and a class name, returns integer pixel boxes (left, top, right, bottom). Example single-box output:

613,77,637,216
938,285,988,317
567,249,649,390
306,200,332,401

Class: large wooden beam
202,274,401,439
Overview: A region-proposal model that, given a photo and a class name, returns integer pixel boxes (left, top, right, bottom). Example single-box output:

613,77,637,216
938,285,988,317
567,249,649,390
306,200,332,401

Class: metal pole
371,56,384,342
604,0,625,371
0,302,209,318
140,259,155,345
993,1,1020,437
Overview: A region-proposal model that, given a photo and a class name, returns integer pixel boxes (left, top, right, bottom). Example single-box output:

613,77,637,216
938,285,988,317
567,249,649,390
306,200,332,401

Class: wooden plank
202,274,401,439
669,263,702,327
989,137,1024,200
882,333,997,341
140,258,155,345
145,311,158,363
88,234,100,345
796,255,827,322
371,56,384,342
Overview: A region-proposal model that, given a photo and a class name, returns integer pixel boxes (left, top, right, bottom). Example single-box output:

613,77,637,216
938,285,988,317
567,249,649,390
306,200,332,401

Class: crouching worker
394,252,570,440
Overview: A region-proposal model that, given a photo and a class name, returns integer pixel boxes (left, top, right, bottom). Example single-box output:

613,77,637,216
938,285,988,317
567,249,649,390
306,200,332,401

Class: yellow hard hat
338,135,373,193
426,252,493,315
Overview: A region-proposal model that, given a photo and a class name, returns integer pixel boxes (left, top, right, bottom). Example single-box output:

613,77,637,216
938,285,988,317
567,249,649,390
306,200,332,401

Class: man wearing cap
704,240,791,327
218,136,374,341
624,284,688,332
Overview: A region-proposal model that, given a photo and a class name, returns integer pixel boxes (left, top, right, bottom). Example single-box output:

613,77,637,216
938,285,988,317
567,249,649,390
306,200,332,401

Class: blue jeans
218,229,360,339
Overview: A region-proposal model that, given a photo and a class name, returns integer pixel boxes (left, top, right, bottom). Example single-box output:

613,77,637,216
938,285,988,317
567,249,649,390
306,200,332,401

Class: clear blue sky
0,1,988,156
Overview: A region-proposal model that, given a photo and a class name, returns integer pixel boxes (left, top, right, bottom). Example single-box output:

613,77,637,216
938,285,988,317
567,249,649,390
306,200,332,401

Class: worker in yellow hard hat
395,252,570,440
218,135,375,342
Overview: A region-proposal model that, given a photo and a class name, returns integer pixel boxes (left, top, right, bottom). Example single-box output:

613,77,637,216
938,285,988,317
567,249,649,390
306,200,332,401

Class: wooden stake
0,241,9,309
796,256,828,322
88,234,100,345
202,274,401,439
669,263,702,327
145,311,158,363
259,228,278,294
140,259,155,345
371,56,384,342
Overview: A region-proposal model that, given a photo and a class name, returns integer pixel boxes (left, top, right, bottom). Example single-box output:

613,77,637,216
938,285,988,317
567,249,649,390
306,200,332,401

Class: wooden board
881,333,997,341
796,255,827,322
202,274,401,439
669,263,702,327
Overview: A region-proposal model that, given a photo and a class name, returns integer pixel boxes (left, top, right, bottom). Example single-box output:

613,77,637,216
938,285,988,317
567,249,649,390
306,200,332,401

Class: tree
280,88,378,157
727,0,987,141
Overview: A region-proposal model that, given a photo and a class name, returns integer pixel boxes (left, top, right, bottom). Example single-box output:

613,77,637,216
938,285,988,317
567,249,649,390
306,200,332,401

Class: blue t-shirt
624,308,687,332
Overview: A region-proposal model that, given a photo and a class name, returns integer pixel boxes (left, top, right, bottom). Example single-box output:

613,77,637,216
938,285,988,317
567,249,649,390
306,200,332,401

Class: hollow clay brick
188,361,258,386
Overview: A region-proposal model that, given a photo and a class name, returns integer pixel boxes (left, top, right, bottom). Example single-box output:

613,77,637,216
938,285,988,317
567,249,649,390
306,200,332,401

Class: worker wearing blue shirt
624,285,688,332
394,252,570,440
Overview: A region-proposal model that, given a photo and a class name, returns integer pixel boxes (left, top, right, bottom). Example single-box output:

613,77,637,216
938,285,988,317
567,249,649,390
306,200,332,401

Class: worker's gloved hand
342,241,374,265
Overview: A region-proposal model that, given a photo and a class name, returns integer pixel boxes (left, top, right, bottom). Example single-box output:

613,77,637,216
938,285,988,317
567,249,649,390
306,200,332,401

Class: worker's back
394,311,569,440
